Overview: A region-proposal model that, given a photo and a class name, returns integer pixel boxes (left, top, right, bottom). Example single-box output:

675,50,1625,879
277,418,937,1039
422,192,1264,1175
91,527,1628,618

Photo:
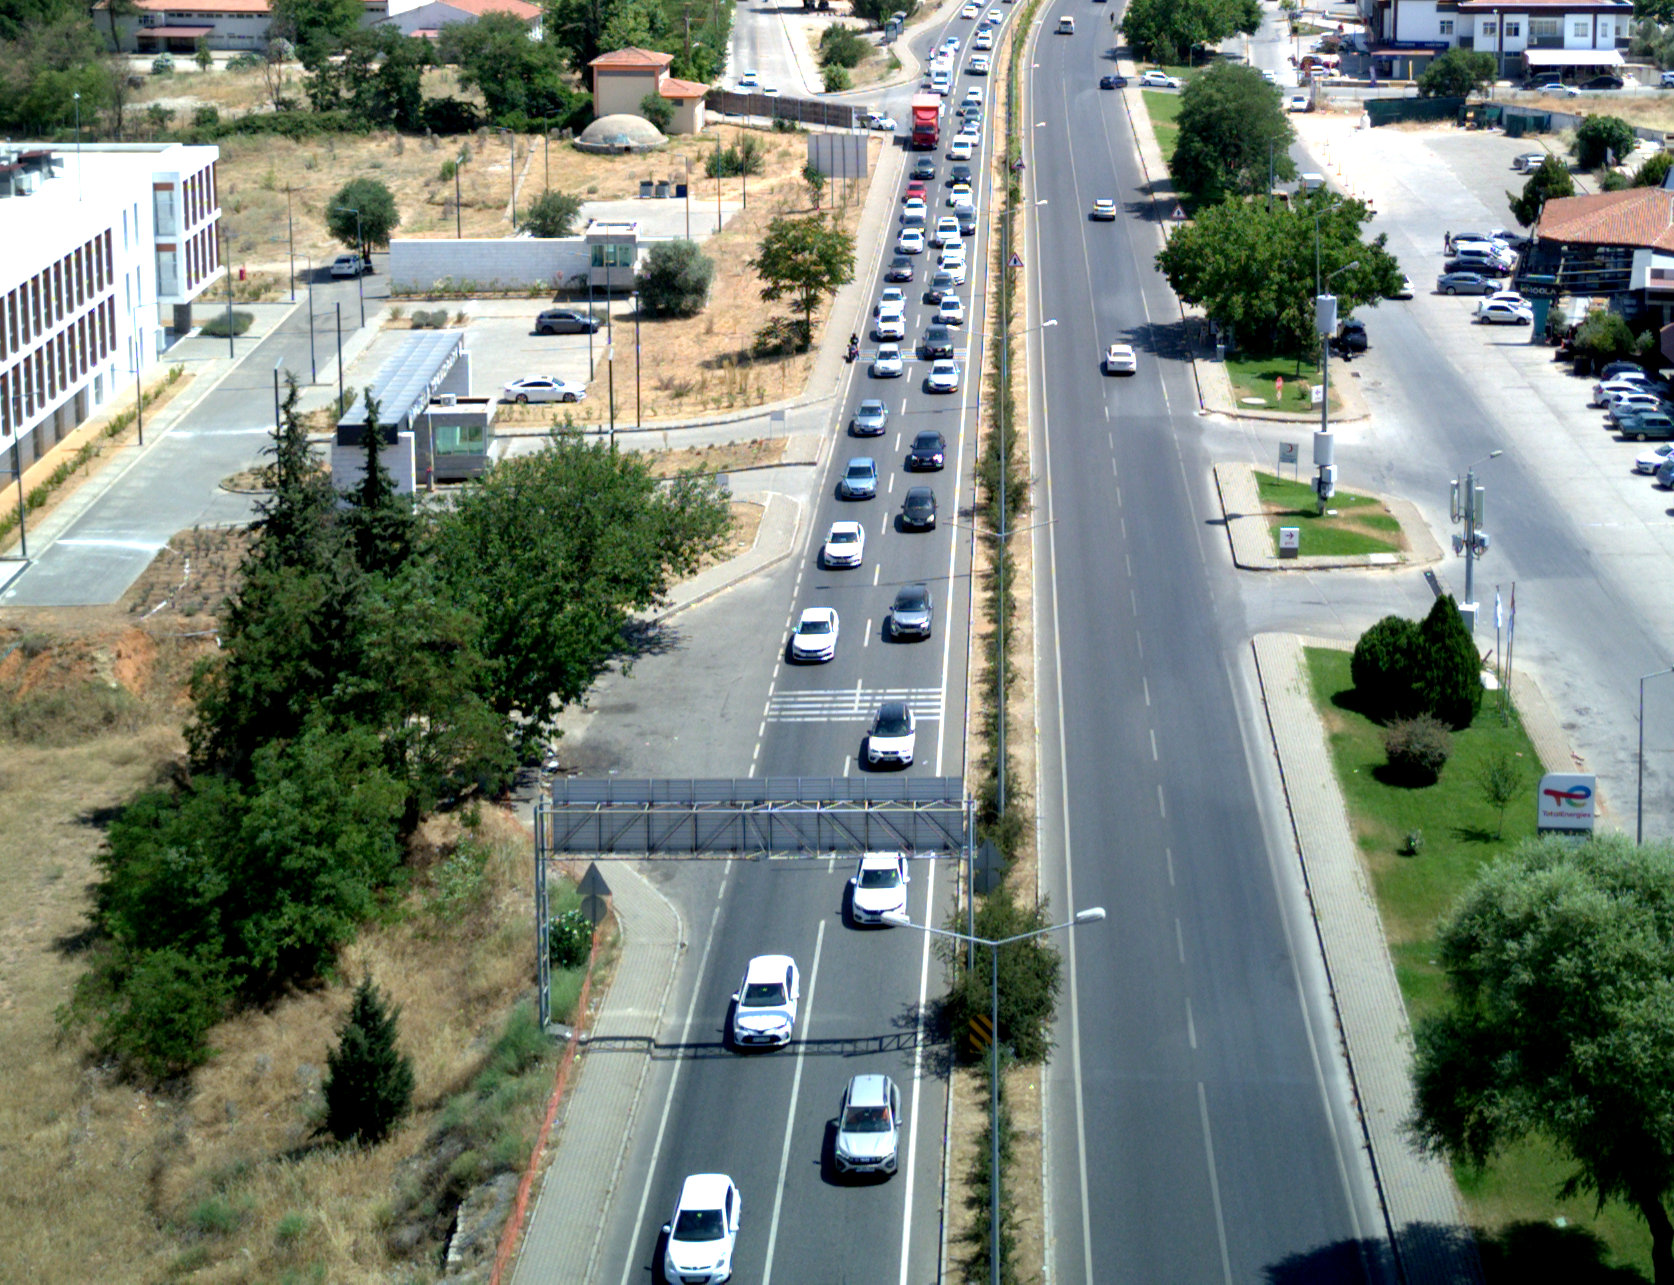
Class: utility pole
1451,450,1501,633
286,184,295,301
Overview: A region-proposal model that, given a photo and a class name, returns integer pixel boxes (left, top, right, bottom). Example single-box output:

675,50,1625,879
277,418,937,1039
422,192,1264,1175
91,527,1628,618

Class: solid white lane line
616,863,734,1285
1198,1082,1235,1285
895,856,938,1285
760,919,825,1285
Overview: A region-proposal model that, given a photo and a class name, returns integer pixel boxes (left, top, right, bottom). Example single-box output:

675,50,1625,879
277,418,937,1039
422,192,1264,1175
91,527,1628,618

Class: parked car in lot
1621,410,1674,441
833,1073,903,1175
1599,381,1667,410
1436,270,1500,295
502,376,585,403
1332,318,1368,353
850,398,889,435
901,485,938,529
1287,93,1310,112
1608,392,1668,427
788,608,839,662
1635,442,1674,474
1580,74,1625,90
1389,275,1415,299
1140,69,1181,88
329,253,372,278
840,456,879,499
1512,151,1552,172
1475,299,1533,324
887,582,933,639
534,308,600,334
1659,456,1674,488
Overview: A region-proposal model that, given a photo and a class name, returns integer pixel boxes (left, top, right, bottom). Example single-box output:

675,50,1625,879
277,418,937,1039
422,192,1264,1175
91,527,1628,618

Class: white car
849,851,910,921
935,296,966,325
1533,81,1579,97
969,54,991,73
901,196,928,224
662,1174,740,1283
947,181,973,206
875,286,906,313
1140,70,1182,89
866,112,898,131
959,118,981,140
1594,374,1662,405
974,29,992,49
938,259,967,285
939,242,968,269
1392,275,1415,300
871,344,904,377
788,607,839,662
737,70,760,89
865,702,917,767
949,138,974,161
926,359,960,392
961,1,978,14
1636,442,1674,474
1600,383,1661,411
874,314,906,341
834,1074,902,1176
822,520,866,568
731,954,800,1047
1104,342,1137,374
1261,68,1277,83
964,86,982,104
1475,299,1533,325
896,228,926,254
502,376,586,403
1287,93,1310,112
1091,198,1117,220
933,216,961,247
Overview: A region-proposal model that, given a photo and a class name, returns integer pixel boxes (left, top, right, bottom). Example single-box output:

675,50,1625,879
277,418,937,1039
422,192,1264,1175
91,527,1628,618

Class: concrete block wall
389,238,594,295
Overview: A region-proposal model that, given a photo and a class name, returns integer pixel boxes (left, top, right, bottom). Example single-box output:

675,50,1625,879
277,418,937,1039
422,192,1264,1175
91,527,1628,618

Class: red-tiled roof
93,0,271,11
590,46,674,69
1458,0,1627,8
1537,189,1674,251
432,0,541,18
659,76,708,98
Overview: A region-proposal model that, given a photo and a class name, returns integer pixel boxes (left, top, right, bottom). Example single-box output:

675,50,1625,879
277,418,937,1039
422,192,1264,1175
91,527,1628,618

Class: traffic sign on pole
1008,251,1023,268
1170,204,1187,222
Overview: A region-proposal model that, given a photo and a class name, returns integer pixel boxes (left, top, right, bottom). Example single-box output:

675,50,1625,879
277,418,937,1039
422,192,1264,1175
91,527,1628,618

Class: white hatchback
663,1174,740,1283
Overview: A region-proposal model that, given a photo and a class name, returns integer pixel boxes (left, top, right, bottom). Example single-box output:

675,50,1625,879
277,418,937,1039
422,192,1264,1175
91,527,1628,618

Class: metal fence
705,89,858,130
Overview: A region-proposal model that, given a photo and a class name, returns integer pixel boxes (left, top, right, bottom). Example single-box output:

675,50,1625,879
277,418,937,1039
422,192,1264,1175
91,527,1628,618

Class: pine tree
323,975,415,1145
341,390,414,577
1415,594,1483,730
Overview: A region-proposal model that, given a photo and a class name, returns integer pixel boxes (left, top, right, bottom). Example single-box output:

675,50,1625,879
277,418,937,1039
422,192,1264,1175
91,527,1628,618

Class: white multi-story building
0,142,222,472
1360,0,1634,81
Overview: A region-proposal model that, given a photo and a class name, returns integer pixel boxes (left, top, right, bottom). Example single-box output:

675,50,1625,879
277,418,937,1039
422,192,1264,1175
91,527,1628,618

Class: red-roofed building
589,47,708,134
95,0,274,52
381,0,542,39
1527,185,1674,313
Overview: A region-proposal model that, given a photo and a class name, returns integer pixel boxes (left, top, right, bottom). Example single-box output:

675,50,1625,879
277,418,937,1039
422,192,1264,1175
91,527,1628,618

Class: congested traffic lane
1025,7,1389,1284
607,9,1007,1285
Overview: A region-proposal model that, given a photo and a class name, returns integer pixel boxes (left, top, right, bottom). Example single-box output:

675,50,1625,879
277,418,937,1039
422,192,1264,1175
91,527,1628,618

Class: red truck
910,94,942,150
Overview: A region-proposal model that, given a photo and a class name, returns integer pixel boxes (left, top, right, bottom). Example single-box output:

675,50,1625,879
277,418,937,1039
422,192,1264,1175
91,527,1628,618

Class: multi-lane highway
580,7,1017,1281
1023,7,1390,1282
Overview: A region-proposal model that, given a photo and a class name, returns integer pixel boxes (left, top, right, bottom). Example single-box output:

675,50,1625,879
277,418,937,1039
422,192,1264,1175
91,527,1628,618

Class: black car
886,255,916,282
911,157,937,180
906,429,947,470
920,325,955,359
1443,257,1509,278
1333,318,1368,354
1581,74,1624,90
535,308,602,335
902,486,937,530
888,583,933,639
950,163,974,186
956,208,978,235
1099,74,1127,89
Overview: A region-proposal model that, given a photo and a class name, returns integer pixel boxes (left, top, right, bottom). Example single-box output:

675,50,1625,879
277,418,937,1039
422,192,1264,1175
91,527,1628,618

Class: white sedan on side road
502,376,586,403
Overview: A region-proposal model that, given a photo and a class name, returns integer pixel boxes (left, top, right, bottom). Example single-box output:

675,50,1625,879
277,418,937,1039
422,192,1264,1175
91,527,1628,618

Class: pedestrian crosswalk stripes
767,687,942,723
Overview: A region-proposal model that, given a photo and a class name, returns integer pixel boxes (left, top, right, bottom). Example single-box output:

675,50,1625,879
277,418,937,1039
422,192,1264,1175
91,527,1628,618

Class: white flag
1495,589,1503,632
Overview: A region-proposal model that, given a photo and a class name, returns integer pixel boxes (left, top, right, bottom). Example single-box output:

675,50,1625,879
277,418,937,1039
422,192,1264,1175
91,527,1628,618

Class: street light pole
286,184,296,301
1451,449,1502,631
633,291,642,430
884,907,1106,1285
333,205,365,327
1639,667,1674,844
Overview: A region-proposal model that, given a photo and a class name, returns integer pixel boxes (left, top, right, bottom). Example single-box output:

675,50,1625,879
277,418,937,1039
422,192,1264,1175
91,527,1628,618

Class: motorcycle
845,336,859,363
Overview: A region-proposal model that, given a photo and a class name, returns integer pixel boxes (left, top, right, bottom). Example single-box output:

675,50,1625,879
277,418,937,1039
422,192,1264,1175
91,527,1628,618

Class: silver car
834,1074,902,1175
840,456,879,499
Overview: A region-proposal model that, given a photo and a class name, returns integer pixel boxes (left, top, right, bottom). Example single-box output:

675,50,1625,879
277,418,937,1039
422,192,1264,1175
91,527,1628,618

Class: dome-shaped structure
575,114,668,155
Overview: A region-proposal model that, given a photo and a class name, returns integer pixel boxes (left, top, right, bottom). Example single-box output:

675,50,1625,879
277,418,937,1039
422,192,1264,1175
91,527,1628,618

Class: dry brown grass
639,437,786,477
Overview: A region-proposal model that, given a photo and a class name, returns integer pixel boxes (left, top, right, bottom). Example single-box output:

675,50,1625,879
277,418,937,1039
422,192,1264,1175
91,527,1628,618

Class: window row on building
1,230,115,364
0,297,117,436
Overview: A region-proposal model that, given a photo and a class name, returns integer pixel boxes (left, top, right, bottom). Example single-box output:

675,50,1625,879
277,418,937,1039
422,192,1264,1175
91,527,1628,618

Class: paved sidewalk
1212,461,1442,571
509,865,686,1285
1251,633,1483,1285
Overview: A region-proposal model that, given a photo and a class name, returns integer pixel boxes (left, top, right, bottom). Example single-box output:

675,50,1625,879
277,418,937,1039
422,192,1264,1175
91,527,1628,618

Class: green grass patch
1254,470,1402,557
1141,89,1182,159
1223,354,1344,413
1303,646,1654,1280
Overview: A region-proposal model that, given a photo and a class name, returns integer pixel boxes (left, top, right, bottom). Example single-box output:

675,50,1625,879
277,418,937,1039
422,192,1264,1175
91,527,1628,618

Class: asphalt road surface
592,9,1016,1282
1025,9,1389,1283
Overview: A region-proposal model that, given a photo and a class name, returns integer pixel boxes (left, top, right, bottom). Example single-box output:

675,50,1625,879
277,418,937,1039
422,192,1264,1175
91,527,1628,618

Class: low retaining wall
388,238,593,295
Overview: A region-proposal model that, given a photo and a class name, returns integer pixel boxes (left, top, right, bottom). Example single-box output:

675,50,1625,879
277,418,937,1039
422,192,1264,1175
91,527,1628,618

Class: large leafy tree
522,189,585,238
1508,154,1575,228
1122,0,1260,65
1411,834,1674,1285
269,0,362,60
304,26,428,128
1575,114,1638,169
1170,62,1296,205
749,214,856,348
0,15,112,135
637,240,715,317
326,175,399,252
1155,193,1403,358
1417,48,1496,98
429,434,730,753
437,12,572,121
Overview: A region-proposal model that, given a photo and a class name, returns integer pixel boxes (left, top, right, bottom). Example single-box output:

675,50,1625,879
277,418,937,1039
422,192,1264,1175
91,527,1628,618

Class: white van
1297,172,1326,192
930,68,952,95
1056,14,1075,32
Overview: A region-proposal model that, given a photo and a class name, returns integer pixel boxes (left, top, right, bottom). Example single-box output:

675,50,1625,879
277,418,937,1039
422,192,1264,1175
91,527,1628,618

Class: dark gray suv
888,583,933,639
536,308,602,335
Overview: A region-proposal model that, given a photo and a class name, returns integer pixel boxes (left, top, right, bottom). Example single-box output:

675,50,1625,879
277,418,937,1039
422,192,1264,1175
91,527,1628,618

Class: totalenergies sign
1537,773,1596,833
